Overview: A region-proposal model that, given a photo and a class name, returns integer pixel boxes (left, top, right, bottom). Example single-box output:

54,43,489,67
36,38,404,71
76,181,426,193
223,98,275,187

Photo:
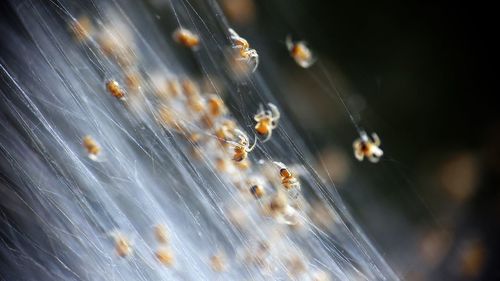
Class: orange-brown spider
273,161,300,195
228,129,256,162
286,35,316,68
173,27,199,49
82,135,100,160
353,131,383,163
106,80,126,100
254,103,280,142
229,28,259,72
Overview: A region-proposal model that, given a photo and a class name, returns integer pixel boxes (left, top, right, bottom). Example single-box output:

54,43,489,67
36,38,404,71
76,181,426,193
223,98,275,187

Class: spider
265,191,300,225
156,247,174,266
206,94,227,117
228,28,259,72
82,135,100,160
172,27,199,49
106,80,125,100
286,35,316,68
124,71,141,93
69,16,93,42
154,224,169,244
254,103,280,142
250,184,265,199
273,161,300,197
210,252,227,272
215,120,236,146
111,233,132,257
228,129,256,162
352,131,383,163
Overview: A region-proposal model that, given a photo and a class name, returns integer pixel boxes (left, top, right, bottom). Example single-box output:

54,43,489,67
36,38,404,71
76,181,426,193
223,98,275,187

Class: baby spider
352,131,383,163
228,129,257,162
273,161,301,197
228,28,259,72
106,80,126,100
215,121,236,146
155,247,174,266
210,252,227,272
254,103,280,142
286,255,307,277
111,233,132,257
82,135,100,160
172,27,199,49
264,191,300,225
69,16,93,42
286,35,316,68
124,71,141,93
206,94,227,117
154,224,169,244
250,184,265,199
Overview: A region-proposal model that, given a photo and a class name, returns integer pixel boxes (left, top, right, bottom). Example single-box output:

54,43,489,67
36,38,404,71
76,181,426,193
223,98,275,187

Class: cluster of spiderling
69,6,384,279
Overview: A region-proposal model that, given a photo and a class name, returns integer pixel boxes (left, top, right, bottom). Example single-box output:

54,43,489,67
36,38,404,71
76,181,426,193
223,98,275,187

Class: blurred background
214,0,498,280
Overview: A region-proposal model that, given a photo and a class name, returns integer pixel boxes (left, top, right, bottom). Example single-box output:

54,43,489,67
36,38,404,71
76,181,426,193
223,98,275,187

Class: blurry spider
254,103,280,142
154,224,169,244
250,184,265,199
110,233,132,257
273,161,301,198
352,131,383,163
265,191,300,225
69,16,93,42
156,247,174,266
206,94,227,117
228,28,259,72
172,27,199,49
106,80,126,100
210,252,227,272
215,121,236,146
286,35,316,68
228,129,257,162
82,135,100,160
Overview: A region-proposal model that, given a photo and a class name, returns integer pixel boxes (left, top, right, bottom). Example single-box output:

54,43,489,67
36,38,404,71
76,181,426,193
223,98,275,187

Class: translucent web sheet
0,0,398,280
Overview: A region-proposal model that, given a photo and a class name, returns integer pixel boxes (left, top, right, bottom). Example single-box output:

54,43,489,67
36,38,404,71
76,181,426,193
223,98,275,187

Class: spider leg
228,28,239,39
226,140,240,147
235,57,249,62
262,128,272,142
285,35,294,51
372,133,381,146
234,128,249,145
359,131,369,142
353,140,361,150
268,103,280,121
368,155,380,163
372,146,384,157
233,128,246,138
254,104,266,121
252,54,259,72
247,134,258,151
272,161,286,169
354,151,364,161
302,55,317,68
353,141,364,161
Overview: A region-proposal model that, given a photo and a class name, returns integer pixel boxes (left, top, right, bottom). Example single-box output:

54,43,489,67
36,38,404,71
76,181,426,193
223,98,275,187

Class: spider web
0,0,398,280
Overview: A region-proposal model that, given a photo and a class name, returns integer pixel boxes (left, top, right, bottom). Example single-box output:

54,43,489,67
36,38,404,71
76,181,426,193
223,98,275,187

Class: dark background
219,0,498,279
